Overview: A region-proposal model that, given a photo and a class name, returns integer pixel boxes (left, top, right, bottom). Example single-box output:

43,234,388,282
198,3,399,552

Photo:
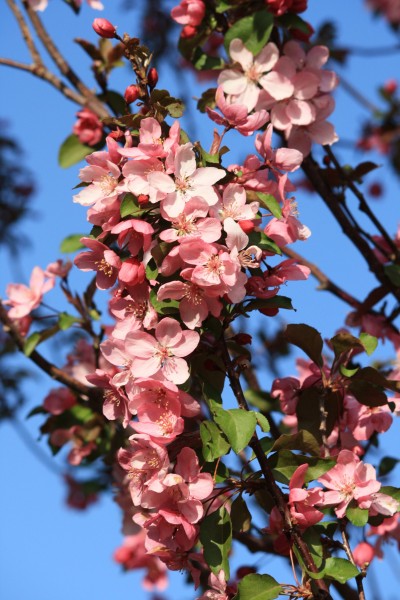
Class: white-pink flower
125,317,200,384
5,266,55,319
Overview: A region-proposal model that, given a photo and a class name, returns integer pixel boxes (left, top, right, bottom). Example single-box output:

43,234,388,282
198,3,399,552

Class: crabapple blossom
171,0,206,27
125,317,200,384
73,108,103,146
4,266,55,319
206,86,269,136
74,237,121,289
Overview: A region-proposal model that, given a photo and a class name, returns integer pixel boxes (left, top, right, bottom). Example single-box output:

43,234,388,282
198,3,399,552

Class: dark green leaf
231,495,252,533
385,264,400,286
271,430,320,456
378,456,399,476
235,573,282,600
224,11,274,56
193,48,226,71
277,13,311,34
243,296,293,314
285,323,323,367
58,134,94,168
267,450,335,485
200,507,232,578
244,389,278,412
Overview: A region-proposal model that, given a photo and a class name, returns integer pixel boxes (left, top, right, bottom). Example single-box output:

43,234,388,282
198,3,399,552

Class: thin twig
339,521,366,600
0,57,88,105
6,0,42,65
0,301,99,400
21,0,110,119
339,73,380,114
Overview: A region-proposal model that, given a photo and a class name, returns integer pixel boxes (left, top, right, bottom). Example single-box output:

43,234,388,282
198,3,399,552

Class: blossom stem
220,334,333,599
339,520,366,600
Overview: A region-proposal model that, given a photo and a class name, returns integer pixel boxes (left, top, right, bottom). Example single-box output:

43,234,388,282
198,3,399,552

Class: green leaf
23,332,41,356
277,13,311,34
200,507,232,578
256,192,282,219
271,430,320,456
58,134,94,168
346,502,369,527
98,90,126,116
256,413,270,433
250,436,274,460
385,264,400,286
231,495,252,532
120,193,147,218
213,408,257,453
359,332,378,356
378,456,399,476
215,0,234,12
348,368,388,407
243,296,293,314
145,260,158,281
149,289,179,315
321,558,359,584
244,389,278,412
224,11,274,56
330,331,363,359
200,420,231,461
302,527,324,568
285,323,323,367
235,573,282,600
380,486,400,504
60,234,85,254
193,48,226,71
58,312,79,331
267,450,335,485
70,404,94,423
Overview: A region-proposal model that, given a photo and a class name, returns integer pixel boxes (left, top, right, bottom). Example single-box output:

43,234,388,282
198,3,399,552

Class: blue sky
1,1,400,599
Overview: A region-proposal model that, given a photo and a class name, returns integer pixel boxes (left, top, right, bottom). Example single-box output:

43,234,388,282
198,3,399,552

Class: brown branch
0,301,99,400
324,145,400,261
0,57,88,105
302,154,400,305
21,0,110,119
339,521,366,600
220,335,333,599
6,0,42,65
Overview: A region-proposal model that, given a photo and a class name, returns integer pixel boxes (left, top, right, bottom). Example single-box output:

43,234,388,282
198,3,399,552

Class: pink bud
147,67,158,89
181,25,197,38
124,84,141,104
383,79,397,95
92,18,117,39
353,542,375,568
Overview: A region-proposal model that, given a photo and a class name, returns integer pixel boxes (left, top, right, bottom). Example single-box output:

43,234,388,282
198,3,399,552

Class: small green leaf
58,312,79,331
255,413,270,433
58,134,94,168
277,13,311,34
380,485,400,504
120,193,147,218
60,234,85,254
23,332,41,356
271,431,320,456
213,407,257,453
244,389,278,412
359,332,378,356
215,0,234,13
256,192,282,219
200,420,231,461
224,11,274,56
378,456,399,477
267,450,335,485
231,495,252,532
200,507,232,578
235,573,282,600
285,323,323,367
385,264,400,286
192,48,226,71
346,502,369,527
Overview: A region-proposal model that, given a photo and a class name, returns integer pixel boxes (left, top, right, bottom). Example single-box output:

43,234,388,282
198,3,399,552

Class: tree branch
0,301,99,400
6,0,42,65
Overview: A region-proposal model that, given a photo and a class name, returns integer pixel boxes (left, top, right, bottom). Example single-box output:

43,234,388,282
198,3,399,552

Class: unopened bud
383,79,397,95
181,25,197,39
238,219,256,233
137,194,149,206
92,18,117,39
147,67,158,89
124,84,141,104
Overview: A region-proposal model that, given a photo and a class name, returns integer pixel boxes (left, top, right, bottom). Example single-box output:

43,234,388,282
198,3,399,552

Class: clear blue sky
1,1,400,599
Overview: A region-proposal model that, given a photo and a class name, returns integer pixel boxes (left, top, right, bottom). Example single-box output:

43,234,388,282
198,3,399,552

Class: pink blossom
218,39,280,111
266,0,308,15
111,218,154,256
74,237,121,289
289,464,324,528
73,108,103,146
5,266,55,319
206,86,269,136
45,259,72,279
317,450,383,518
171,0,206,26
43,388,76,415
264,196,311,247
344,395,393,441
125,317,200,384
255,124,303,172
86,369,132,427
210,183,259,222
113,531,168,590
197,571,228,600
148,143,225,218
